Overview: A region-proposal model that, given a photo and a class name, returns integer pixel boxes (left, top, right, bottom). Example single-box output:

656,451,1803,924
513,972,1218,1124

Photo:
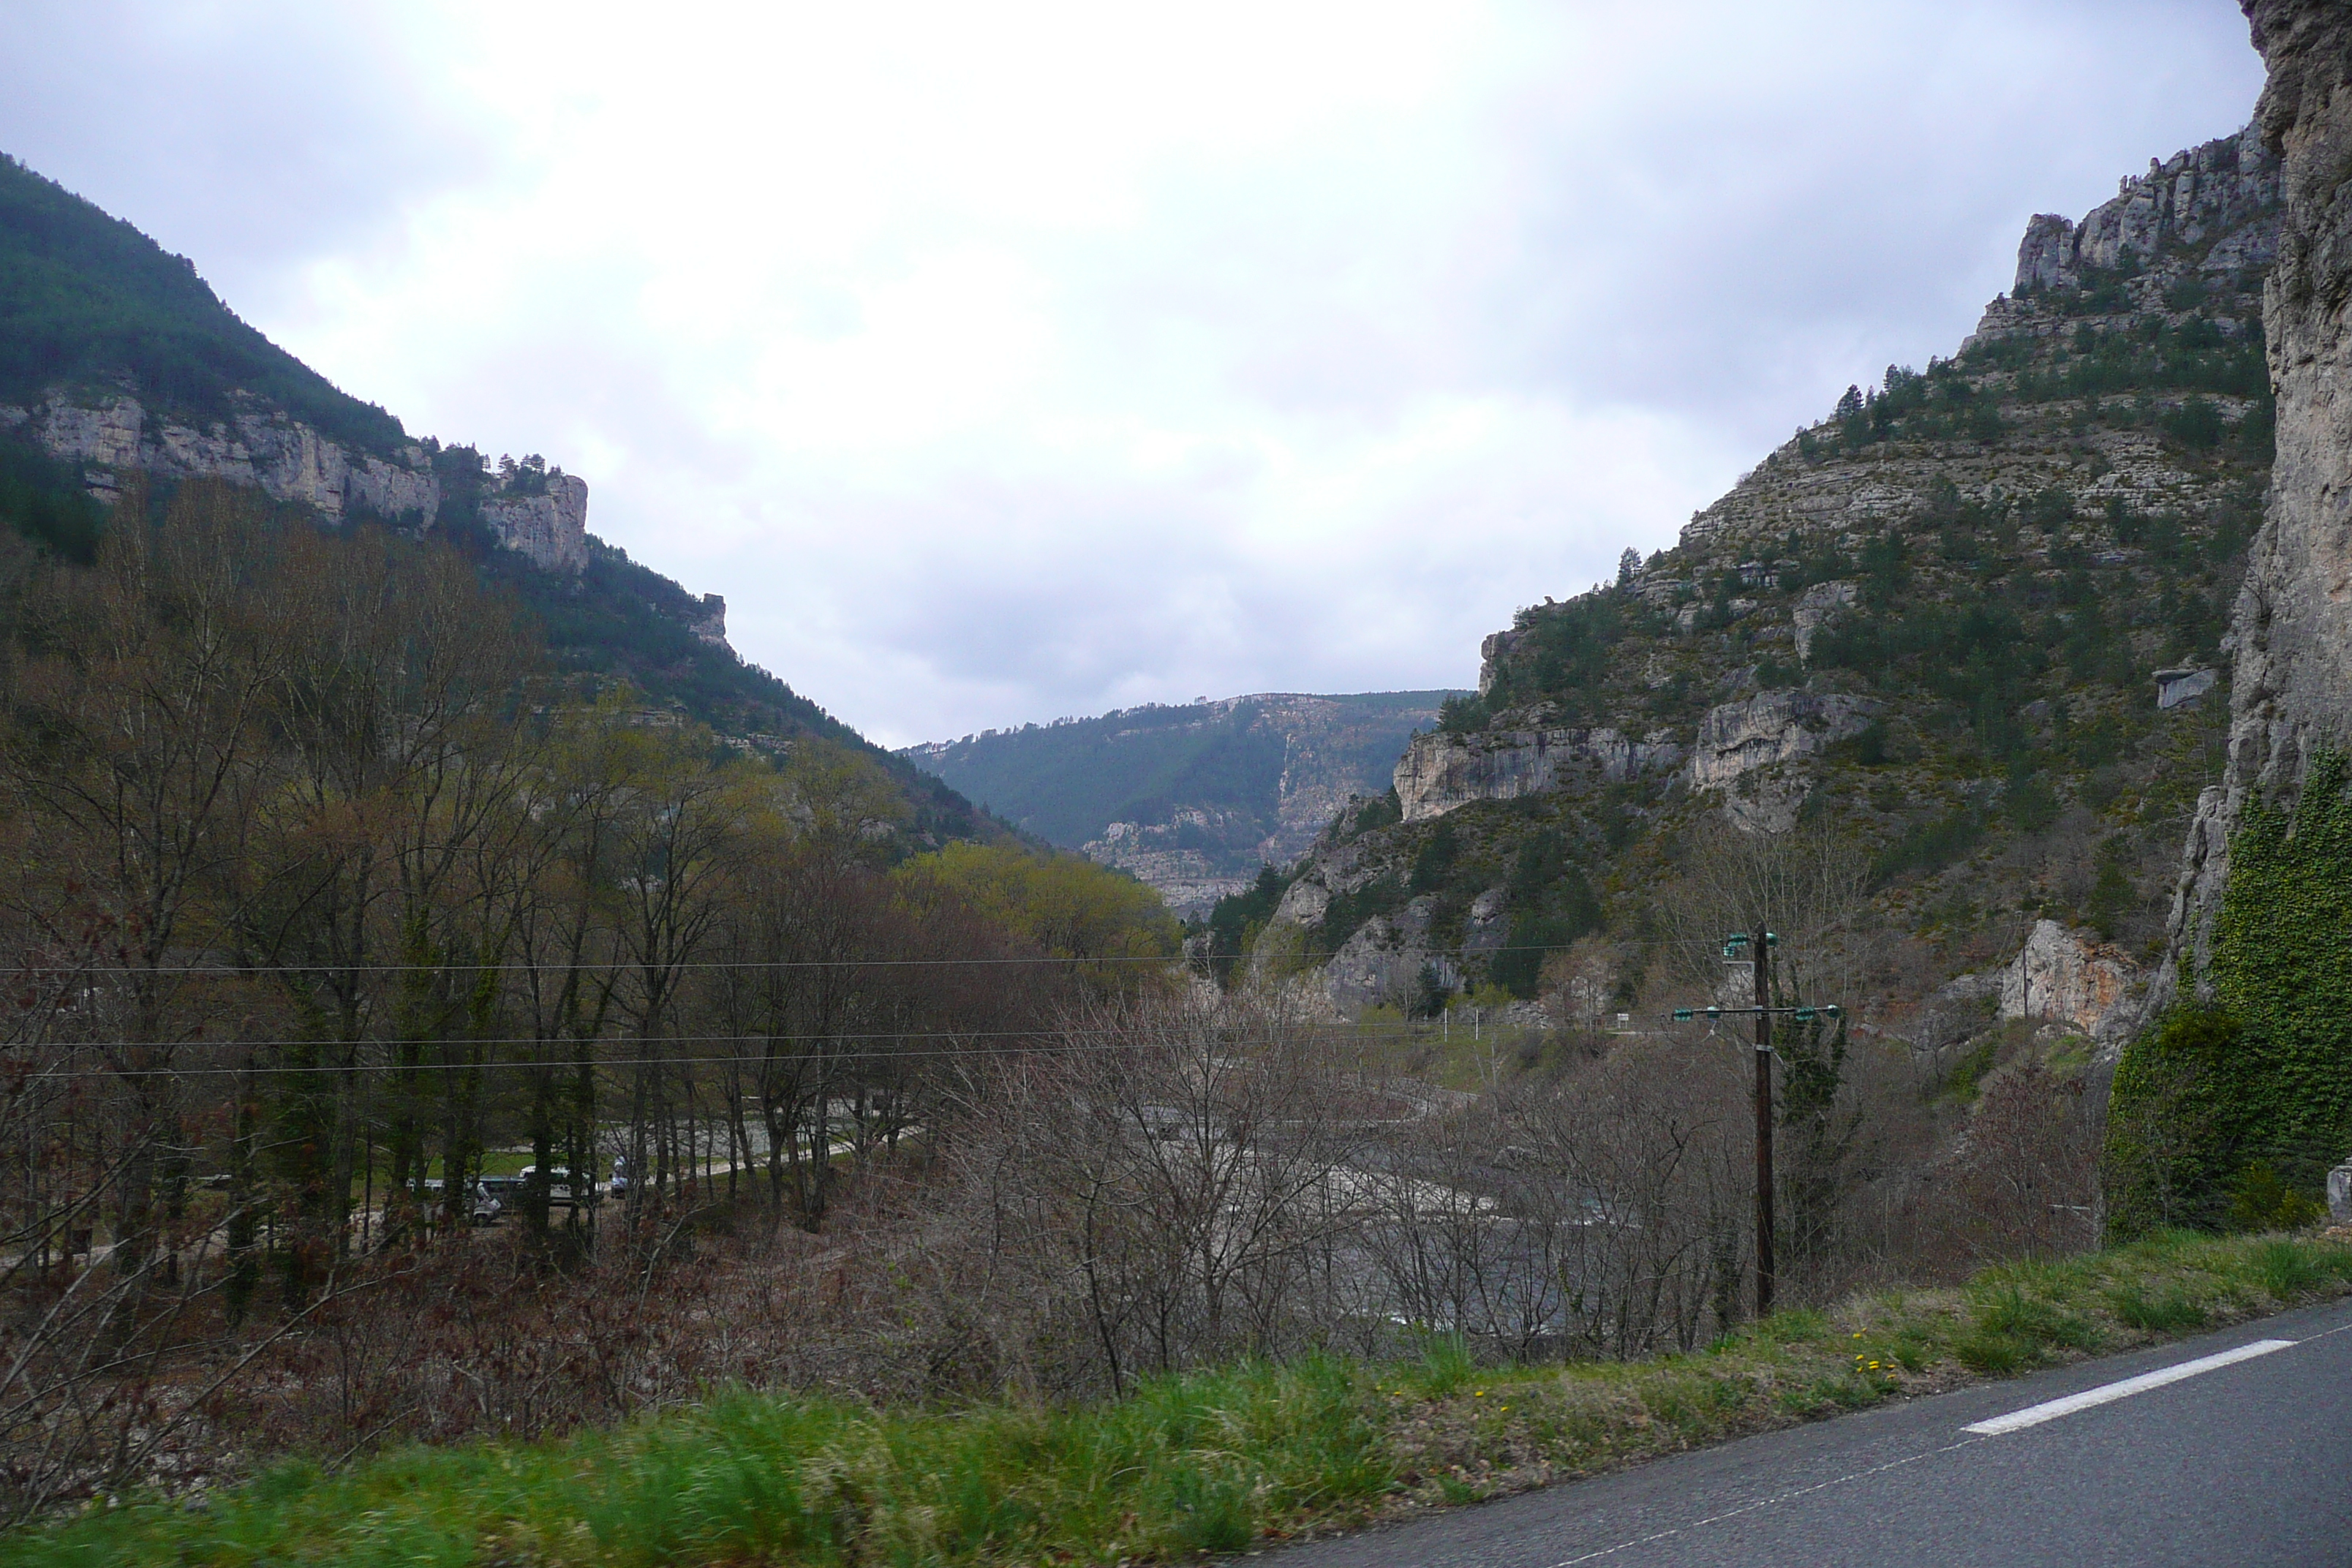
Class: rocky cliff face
1,392,440,524
1252,123,2277,1023
1395,725,1681,822
478,470,591,574
0,390,593,576
2163,1,2352,1002
2012,125,2280,297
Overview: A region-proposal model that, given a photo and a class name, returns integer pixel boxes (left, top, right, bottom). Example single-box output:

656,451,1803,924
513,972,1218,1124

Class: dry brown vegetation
0,487,2114,1527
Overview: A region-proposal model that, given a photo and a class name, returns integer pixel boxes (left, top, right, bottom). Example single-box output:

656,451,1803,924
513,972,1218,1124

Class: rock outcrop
1688,690,1875,790
1,391,597,576
1321,897,1455,1015
1238,111,2287,1025
479,471,591,574
4,393,440,523
2012,125,2281,295
1083,811,1259,921
1791,579,1856,662
1395,725,1681,823
1999,919,2141,1041
2162,1,2352,1002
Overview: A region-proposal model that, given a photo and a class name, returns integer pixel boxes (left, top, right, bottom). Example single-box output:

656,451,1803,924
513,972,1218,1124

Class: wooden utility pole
1752,924,1776,1320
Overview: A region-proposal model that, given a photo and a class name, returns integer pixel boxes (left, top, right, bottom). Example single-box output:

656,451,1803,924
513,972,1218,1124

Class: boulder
2000,919,2140,1039
2155,667,2216,709
1792,580,1857,662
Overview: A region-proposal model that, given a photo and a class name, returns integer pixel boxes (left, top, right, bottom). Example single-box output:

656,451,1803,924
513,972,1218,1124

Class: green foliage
0,434,102,562
2107,1283,2207,1332
2105,1005,2242,1237
1813,587,2054,750
894,842,1181,979
1779,1011,1859,1269
0,154,405,449
1406,962,1454,1019
1437,693,1486,733
1315,875,1406,957
1407,820,1459,894
1941,1038,2002,1104
1487,595,1632,717
1490,858,1602,1000
2228,1165,2326,1235
1351,788,1403,837
1869,805,1986,886
2253,1237,2331,1297
2085,847,2135,938
2005,766,2059,836
1205,865,1289,986
2108,752,2352,1238
1952,1279,2100,1371
2160,397,2225,450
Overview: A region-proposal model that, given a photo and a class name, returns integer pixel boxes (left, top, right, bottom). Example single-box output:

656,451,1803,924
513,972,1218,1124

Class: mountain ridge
903,688,1465,917
0,148,1003,850
1235,120,2275,1036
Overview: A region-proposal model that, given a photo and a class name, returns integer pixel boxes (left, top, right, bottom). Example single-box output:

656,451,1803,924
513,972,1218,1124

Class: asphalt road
1271,1295,2352,1567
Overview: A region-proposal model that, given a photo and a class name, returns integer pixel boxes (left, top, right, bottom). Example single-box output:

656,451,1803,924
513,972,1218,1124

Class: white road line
1545,1439,1986,1565
1962,1338,2297,1436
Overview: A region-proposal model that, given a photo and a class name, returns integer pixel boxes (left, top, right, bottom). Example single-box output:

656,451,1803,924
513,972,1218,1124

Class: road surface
1273,1294,2352,1567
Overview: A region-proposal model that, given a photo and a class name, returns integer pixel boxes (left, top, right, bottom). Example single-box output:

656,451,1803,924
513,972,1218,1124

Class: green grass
12,1230,2350,1567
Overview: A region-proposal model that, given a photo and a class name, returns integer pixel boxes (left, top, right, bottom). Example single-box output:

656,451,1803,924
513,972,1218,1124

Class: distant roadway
1271,1296,2352,1567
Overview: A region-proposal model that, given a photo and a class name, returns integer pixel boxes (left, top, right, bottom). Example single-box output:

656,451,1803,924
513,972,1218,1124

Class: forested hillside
0,151,993,844
0,153,402,448
904,690,1460,917
1240,125,2274,1052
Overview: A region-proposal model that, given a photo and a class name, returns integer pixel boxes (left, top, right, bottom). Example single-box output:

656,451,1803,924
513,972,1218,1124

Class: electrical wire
14,943,1589,976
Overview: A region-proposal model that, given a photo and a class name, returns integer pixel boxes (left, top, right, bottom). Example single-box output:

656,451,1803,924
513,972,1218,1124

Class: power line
12,941,1593,977
14,1026,1112,1052
0,1014,1691,1079
4,1033,1429,1079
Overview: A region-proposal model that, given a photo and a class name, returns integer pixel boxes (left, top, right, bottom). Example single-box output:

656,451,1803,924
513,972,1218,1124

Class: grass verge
10,1229,2351,1566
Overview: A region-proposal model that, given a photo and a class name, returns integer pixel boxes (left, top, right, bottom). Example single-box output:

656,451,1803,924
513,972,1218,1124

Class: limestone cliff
1,393,439,524
0,388,593,576
1254,122,2278,1023
478,470,591,574
2162,1,2352,1002
1395,725,1681,823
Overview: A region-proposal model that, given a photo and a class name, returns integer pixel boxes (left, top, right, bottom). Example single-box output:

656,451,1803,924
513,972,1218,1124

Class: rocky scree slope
904,690,1460,919
0,151,995,848
1240,125,2277,1044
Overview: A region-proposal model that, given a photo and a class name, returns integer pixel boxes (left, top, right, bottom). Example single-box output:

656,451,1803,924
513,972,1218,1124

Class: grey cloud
0,1,2272,750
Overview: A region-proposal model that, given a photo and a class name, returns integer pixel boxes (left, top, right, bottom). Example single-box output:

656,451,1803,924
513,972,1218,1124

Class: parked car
471,1175,524,1225
517,1165,598,1210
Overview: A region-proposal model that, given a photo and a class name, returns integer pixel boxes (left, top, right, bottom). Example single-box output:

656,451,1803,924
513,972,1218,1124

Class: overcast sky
0,2,2264,747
